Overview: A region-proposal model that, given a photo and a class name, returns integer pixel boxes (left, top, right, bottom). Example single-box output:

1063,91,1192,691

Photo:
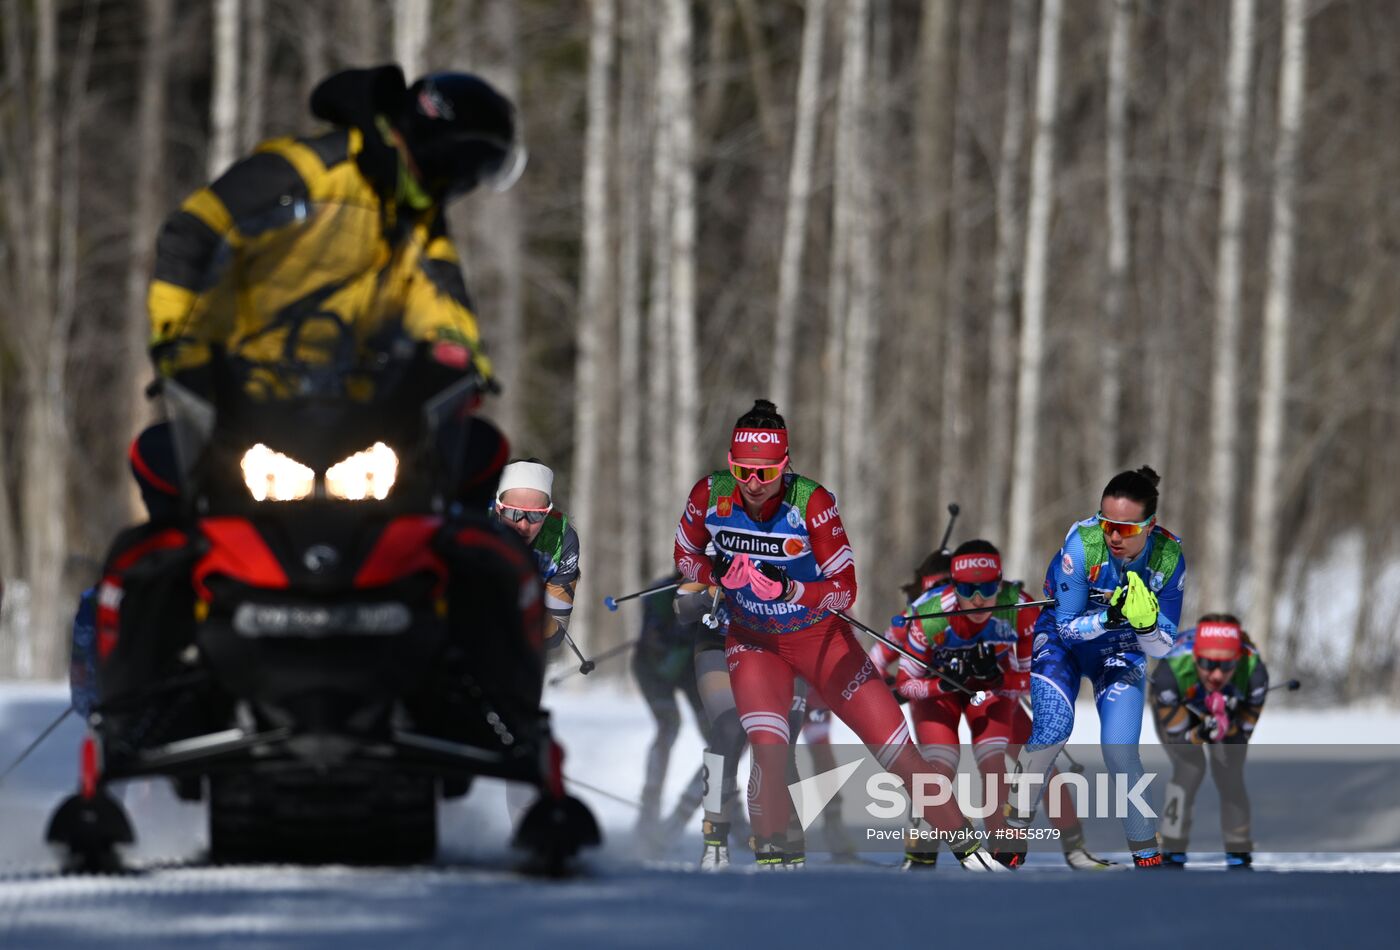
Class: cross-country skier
1008,466,1186,868
674,399,1003,870
630,573,712,851
897,540,1118,870
1150,613,1269,869
492,459,579,650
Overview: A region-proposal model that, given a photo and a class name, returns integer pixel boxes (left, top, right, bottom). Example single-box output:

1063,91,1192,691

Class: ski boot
1063,846,1124,871
754,835,803,870
901,849,939,871
956,843,1012,872
700,819,730,870
1163,851,1188,869
993,848,1027,869
1060,831,1124,871
1131,849,1165,869
1225,851,1254,871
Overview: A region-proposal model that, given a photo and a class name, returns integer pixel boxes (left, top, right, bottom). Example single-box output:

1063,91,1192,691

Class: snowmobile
46,200,599,872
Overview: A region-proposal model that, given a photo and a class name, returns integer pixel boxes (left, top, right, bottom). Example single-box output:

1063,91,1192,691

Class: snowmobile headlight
240,444,315,502
325,442,398,501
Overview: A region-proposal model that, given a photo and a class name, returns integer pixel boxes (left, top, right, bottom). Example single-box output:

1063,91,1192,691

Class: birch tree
208,0,241,179
889,0,955,566
395,0,431,80
985,0,1033,545
475,0,526,438
242,0,268,150
1201,0,1256,613
645,1,676,572
617,1,648,593
1247,0,1306,651
122,0,172,522
769,0,826,411
664,0,701,505
1007,0,1063,579
838,0,875,599
1100,0,1133,468
570,0,616,650
938,0,978,518
821,0,859,486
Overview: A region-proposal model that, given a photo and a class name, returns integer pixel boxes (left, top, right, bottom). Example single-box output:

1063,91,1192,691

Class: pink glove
720,553,752,590
746,559,785,601
1205,690,1230,741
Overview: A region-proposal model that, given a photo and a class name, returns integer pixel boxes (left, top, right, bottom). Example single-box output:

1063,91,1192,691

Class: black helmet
397,72,526,199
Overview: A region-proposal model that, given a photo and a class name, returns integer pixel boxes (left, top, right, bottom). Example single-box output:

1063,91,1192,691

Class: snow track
3,682,1398,948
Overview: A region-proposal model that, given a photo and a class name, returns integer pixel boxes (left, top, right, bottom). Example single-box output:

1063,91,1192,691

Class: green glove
1122,572,1159,631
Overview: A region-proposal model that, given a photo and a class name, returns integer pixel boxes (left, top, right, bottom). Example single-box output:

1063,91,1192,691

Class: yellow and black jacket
148,125,491,387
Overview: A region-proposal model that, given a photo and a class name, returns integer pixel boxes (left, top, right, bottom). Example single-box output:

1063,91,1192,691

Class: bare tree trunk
475,0,525,437
209,0,241,179
19,0,65,677
769,0,826,410
839,0,874,598
395,0,431,80
123,0,172,524
242,0,267,149
1201,0,1255,613
698,0,735,140
1100,0,1132,468
1007,0,1063,579
665,0,701,505
346,0,379,65
646,0,676,571
617,1,648,592
1248,0,1305,653
821,0,858,485
300,2,329,106
985,0,1032,545
938,0,977,520
570,0,616,652
734,0,780,150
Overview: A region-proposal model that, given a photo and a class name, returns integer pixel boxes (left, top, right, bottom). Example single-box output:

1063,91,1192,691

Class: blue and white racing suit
1022,517,1187,850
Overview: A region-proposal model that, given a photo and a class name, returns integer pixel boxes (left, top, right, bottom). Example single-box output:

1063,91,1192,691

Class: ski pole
559,629,596,676
0,704,74,787
603,580,681,612
829,609,990,706
700,586,723,630
892,598,1056,627
1267,679,1302,694
937,502,960,554
1016,696,1085,774
564,775,643,810
549,637,642,685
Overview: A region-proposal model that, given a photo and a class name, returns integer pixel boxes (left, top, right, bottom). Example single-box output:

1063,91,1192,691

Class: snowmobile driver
83,64,544,724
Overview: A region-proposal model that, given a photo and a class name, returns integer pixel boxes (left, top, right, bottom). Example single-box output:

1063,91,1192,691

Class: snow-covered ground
2,678,1398,948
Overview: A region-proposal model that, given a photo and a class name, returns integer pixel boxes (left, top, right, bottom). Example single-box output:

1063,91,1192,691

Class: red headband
1193,622,1243,660
730,427,789,463
951,553,1002,583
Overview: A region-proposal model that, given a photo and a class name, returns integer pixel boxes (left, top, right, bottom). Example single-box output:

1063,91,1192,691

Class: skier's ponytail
1102,466,1161,518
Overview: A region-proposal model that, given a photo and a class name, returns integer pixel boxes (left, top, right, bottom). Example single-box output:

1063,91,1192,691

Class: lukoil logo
733,431,783,444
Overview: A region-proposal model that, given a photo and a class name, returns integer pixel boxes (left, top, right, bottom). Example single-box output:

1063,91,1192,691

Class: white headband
497,460,554,501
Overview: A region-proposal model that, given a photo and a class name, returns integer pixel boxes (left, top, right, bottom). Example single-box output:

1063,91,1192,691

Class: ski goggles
728,454,787,485
1196,657,1238,672
953,580,1001,600
497,503,552,525
1097,512,1155,538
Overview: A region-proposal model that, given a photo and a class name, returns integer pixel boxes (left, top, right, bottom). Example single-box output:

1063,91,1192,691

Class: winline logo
787,764,1157,832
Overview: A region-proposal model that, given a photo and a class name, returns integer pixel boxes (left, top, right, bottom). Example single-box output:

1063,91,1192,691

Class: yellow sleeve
403,233,494,381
